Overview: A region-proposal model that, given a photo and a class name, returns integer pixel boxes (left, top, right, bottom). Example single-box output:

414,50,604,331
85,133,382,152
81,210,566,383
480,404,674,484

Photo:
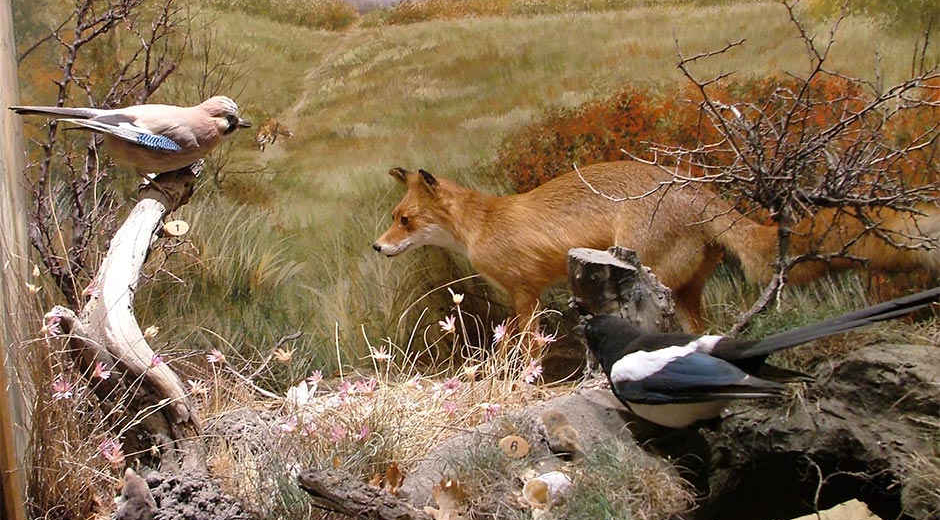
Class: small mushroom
523,471,572,508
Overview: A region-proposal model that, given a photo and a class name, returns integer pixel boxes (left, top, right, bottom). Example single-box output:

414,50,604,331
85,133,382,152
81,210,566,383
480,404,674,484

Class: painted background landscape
7,0,939,519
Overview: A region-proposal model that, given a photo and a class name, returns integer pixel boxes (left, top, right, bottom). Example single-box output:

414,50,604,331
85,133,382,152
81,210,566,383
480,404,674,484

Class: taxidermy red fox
372,161,779,332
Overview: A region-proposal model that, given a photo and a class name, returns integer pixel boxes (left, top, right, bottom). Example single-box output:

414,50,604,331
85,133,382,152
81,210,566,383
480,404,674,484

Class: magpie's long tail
8,106,102,119
723,286,940,360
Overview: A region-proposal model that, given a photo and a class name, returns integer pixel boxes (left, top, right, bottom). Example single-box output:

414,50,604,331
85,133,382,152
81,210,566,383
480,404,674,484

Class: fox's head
372,167,465,257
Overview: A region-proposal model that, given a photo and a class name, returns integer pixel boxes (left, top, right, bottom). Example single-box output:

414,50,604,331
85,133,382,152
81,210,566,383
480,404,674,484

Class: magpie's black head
582,314,643,373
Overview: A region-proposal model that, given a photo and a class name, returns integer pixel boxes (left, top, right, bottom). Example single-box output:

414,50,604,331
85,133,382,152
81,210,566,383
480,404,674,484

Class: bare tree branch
649,0,940,332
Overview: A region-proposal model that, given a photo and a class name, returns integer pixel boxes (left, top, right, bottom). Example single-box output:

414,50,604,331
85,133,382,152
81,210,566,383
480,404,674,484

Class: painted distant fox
372,161,779,331
784,205,940,283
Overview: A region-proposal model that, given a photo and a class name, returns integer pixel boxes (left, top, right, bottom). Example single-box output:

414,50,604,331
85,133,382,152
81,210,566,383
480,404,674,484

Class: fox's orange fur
373,161,778,332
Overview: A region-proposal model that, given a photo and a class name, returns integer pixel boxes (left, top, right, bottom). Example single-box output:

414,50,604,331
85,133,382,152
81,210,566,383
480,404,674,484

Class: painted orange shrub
495,75,937,194
494,83,718,192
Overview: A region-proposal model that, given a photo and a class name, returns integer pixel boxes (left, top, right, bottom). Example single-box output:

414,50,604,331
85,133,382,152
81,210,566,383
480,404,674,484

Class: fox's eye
400,215,409,226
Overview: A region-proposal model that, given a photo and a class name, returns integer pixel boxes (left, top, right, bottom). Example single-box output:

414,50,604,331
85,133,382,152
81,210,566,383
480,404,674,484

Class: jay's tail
8,105,103,119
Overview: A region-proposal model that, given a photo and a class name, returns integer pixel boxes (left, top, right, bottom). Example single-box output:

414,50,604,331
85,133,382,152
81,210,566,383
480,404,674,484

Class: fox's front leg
512,290,549,356
512,290,539,328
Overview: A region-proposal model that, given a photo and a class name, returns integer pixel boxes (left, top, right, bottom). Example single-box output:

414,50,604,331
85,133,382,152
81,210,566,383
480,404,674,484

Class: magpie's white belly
627,401,729,428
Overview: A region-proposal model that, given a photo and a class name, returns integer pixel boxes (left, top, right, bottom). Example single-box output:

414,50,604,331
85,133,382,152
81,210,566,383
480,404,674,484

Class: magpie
582,286,940,428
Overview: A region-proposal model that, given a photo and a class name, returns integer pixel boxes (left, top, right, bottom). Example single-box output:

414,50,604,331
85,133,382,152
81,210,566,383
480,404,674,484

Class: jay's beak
237,118,252,128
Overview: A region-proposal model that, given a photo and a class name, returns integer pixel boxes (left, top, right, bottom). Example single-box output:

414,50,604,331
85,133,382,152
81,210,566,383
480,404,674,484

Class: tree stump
567,246,680,333
43,164,204,472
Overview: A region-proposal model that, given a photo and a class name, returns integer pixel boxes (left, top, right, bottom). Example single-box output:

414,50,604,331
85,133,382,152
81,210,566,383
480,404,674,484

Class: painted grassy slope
140,3,922,376
241,2,912,227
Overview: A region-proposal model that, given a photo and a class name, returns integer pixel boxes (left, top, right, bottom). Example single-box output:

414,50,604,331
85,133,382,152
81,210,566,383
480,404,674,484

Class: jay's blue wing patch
59,118,182,153
612,351,784,404
135,133,183,152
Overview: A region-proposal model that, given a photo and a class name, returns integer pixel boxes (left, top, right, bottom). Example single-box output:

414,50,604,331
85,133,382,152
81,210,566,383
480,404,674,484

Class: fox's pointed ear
418,169,438,192
388,167,408,184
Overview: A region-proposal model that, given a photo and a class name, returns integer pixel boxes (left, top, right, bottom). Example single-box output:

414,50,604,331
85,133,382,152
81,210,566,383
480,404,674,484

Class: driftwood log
568,246,680,333
43,165,204,471
298,469,432,520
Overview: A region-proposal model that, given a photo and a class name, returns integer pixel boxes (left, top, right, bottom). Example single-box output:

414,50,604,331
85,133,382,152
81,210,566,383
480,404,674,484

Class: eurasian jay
582,286,940,428
9,96,251,176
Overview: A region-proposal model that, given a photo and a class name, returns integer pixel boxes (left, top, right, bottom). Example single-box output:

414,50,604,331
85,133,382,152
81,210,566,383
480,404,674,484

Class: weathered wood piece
43,165,203,471
568,246,680,333
1,1,28,517
298,469,433,520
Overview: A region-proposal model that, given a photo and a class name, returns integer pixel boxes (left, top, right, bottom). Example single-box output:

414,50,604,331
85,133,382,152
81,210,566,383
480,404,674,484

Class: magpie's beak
236,118,252,128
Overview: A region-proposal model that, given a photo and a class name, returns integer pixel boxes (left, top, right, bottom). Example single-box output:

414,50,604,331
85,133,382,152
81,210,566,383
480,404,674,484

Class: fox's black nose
372,243,382,252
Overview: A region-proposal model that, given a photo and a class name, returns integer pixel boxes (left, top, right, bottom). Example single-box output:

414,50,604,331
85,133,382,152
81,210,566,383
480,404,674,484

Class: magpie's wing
59,118,183,153
610,348,786,405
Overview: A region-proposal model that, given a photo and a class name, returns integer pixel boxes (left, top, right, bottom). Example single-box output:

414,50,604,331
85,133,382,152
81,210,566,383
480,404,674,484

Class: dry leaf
385,462,403,495
273,347,293,363
424,505,465,520
332,456,341,469
499,434,530,458
368,472,383,488
426,478,467,520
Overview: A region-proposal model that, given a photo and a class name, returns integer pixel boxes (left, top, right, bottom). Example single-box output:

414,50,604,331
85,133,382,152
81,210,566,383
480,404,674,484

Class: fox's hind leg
671,242,725,333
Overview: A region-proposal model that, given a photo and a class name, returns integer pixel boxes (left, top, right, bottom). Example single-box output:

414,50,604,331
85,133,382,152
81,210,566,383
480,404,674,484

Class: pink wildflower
92,361,111,380
207,349,225,364
442,401,458,417
369,347,392,362
278,416,298,433
479,402,502,421
405,375,424,391
52,376,73,400
306,370,323,387
355,378,378,396
439,315,456,334
442,377,461,392
492,322,507,344
41,314,62,336
150,354,164,367
357,424,371,441
98,438,125,466
330,425,347,443
337,380,354,400
187,379,209,397
522,360,543,384
533,329,556,347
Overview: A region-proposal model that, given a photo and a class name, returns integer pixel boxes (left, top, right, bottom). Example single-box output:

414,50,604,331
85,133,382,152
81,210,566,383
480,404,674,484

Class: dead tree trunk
44,165,204,472
298,469,433,520
568,246,680,333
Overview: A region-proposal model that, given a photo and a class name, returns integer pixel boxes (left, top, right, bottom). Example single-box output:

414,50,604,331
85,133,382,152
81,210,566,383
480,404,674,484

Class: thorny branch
636,1,940,332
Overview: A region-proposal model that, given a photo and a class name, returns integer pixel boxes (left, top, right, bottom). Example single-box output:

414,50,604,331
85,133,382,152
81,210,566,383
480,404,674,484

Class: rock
400,388,677,508
115,468,157,520
692,343,939,520
142,470,248,520
789,499,883,520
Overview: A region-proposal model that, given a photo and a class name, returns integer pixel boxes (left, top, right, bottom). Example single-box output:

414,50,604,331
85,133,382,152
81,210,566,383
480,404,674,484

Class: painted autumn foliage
497,75,939,195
